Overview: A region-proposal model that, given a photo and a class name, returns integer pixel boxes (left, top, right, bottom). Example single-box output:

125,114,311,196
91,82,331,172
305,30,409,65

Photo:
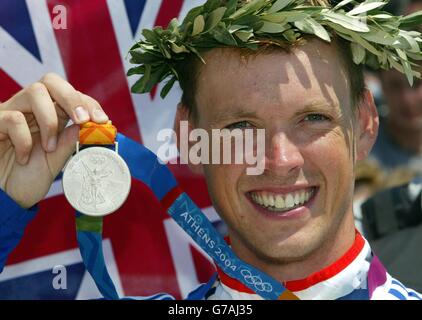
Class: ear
173,103,204,175
355,89,379,161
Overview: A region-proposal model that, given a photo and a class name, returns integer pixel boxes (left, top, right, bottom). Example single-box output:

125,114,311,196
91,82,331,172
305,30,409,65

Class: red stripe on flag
154,0,184,28
0,68,22,102
47,0,141,143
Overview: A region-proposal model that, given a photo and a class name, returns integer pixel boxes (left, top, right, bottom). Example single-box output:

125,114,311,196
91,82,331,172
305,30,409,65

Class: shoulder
372,274,422,300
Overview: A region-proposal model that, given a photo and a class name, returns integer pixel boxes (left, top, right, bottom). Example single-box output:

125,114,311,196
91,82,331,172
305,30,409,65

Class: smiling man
1,0,422,300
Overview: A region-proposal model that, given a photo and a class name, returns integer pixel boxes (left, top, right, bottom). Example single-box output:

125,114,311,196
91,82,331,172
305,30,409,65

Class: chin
247,223,326,263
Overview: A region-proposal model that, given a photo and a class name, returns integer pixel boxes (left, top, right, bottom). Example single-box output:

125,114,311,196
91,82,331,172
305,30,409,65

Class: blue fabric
337,288,369,300
185,273,218,300
0,188,38,273
116,133,178,200
76,230,119,300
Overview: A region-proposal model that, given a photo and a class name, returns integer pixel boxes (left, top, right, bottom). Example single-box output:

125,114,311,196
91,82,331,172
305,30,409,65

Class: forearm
0,188,39,272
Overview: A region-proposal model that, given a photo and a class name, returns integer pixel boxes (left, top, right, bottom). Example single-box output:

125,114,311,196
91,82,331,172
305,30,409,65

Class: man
370,0,422,174
1,0,421,299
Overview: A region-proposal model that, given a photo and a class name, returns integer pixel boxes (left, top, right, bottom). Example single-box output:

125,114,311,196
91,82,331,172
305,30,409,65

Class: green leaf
170,42,189,53
142,29,161,45
348,2,387,16
333,0,354,11
370,14,393,20
262,11,307,23
360,26,398,46
268,0,294,14
210,24,238,45
283,29,298,42
192,15,205,36
230,0,268,20
407,52,422,61
229,24,250,33
396,48,414,86
400,10,422,29
351,42,366,64
131,64,152,93
259,21,289,33
160,76,177,99
325,22,381,56
186,45,206,64
350,32,382,57
145,64,169,93
323,12,370,32
294,17,331,42
129,50,161,64
399,30,421,53
234,30,254,41
127,65,146,76
234,15,265,31
168,18,180,34
225,0,238,17
181,6,204,26
204,0,221,13
205,7,227,32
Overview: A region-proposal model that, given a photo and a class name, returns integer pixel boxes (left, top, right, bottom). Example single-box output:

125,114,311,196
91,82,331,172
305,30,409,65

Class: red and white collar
213,231,372,300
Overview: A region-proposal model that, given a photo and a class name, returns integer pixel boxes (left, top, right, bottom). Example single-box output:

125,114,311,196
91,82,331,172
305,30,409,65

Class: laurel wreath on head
127,0,422,99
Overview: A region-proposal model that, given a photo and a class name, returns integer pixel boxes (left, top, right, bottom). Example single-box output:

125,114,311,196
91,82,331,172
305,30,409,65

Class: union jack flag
0,0,219,299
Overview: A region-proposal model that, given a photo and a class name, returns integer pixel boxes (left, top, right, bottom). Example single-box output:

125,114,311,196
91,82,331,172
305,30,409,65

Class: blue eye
304,114,330,122
226,121,253,130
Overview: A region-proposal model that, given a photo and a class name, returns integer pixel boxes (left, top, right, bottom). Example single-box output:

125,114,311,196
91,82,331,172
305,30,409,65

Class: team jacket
1,188,421,300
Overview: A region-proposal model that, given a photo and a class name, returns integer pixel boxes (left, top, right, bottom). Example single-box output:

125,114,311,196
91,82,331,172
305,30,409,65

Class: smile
249,187,316,213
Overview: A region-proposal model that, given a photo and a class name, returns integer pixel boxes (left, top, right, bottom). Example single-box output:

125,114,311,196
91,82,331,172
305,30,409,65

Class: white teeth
262,193,270,207
285,194,295,208
305,191,311,201
250,188,314,212
275,195,284,209
300,191,306,204
268,194,275,207
294,193,300,205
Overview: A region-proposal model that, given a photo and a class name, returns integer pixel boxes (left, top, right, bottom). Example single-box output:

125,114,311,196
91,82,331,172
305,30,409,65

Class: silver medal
62,143,131,217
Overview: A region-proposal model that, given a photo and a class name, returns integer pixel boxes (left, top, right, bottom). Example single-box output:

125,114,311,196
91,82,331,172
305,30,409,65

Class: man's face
380,2,422,131
380,68,422,131
191,40,366,264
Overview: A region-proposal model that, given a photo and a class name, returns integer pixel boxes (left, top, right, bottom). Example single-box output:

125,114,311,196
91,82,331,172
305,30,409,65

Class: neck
387,120,422,154
229,211,356,283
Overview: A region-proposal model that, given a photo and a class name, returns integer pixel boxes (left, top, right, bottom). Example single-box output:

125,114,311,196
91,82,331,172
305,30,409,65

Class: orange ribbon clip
79,121,117,145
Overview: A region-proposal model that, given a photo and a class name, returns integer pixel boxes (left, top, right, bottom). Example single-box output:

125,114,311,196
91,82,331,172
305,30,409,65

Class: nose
264,132,304,175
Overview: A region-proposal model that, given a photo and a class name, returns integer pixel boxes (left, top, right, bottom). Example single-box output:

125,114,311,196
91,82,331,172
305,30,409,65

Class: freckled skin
179,39,378,281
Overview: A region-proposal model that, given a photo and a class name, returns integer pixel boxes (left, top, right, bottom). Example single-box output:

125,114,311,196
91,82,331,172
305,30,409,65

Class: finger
47,124,79,178
0,111,33,165
39,73,90,124
3,83,59,153
79,92,109,123
54,101,72,132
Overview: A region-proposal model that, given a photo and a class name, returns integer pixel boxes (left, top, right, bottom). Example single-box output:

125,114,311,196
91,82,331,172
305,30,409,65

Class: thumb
47,124,79,177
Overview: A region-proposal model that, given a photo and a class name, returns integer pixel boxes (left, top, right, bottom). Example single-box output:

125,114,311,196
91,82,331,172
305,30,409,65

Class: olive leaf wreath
127,0,422,98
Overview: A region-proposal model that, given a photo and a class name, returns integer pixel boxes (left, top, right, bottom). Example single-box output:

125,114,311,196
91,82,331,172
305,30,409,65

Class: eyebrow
209,101,339,126
209,109,259,126
293,101,339,117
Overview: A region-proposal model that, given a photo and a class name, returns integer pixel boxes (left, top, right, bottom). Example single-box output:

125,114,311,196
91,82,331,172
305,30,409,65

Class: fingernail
21,155,29,165
75,106,90,123
47,136,57,152
93,109,109,123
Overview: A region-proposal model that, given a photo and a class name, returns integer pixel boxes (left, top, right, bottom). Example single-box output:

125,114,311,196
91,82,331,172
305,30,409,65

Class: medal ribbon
74,125,298,300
